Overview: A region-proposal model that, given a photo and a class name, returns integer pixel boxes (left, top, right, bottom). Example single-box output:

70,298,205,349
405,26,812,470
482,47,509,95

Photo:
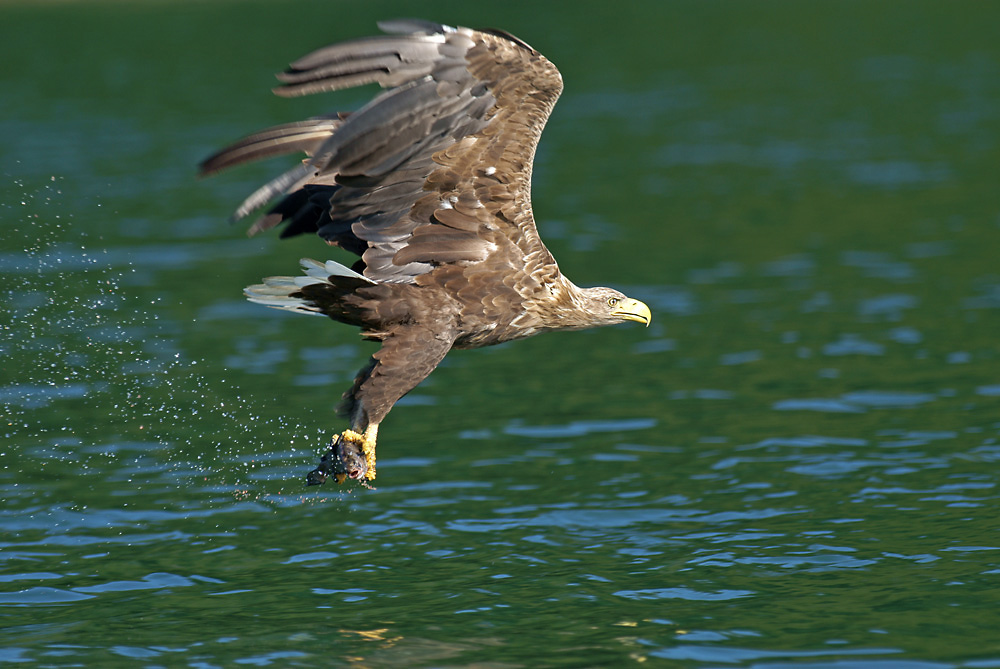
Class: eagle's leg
306,327,452,485
306,327,453,486
359,423,379,478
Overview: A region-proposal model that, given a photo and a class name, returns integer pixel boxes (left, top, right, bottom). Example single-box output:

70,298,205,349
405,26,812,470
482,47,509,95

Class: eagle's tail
244,258,376,316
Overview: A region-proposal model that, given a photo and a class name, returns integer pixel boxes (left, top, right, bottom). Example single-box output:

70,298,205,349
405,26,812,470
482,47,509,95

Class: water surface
3,1,1000,666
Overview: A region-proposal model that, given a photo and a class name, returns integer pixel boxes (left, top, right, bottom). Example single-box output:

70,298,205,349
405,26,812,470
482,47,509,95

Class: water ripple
614,587,754,601
504,418,657,438
775,390,937,413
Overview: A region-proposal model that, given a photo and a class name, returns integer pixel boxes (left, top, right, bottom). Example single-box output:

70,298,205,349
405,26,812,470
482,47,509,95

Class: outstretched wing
200,19,564,285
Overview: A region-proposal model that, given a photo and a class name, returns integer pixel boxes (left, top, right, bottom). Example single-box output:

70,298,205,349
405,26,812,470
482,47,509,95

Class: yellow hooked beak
612,298,651,326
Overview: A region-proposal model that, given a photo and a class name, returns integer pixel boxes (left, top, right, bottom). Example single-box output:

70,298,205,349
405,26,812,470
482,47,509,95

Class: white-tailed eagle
200,19,651,485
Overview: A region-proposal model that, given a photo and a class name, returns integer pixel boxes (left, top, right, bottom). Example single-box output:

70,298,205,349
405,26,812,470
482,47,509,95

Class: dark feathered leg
307,326,454,485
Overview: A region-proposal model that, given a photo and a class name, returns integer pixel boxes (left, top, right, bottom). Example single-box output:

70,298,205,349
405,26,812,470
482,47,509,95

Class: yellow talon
342,429,365,443
362,442,376,480
361,424,379,481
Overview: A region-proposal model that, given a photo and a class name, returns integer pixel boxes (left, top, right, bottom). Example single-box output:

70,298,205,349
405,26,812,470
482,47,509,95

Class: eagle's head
579,287,652,327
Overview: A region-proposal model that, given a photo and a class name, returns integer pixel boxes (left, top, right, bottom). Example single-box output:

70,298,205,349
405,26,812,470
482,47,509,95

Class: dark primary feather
275,37,446,97
198,20,563,288
198,117,343,176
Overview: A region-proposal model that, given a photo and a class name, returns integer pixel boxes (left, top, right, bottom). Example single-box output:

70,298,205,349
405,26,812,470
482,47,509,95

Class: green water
3,1,1000,666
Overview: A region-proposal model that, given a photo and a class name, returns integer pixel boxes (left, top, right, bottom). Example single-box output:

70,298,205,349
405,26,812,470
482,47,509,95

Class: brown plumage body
200,20,651,484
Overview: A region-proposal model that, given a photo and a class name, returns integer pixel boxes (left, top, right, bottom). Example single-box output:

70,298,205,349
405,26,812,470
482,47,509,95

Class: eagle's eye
607,297,619,307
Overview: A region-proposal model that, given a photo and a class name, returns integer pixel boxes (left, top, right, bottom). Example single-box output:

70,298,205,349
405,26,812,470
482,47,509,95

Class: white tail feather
244,257,378,314
244,277,323,314
298,257,375,284
293,275,327,287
